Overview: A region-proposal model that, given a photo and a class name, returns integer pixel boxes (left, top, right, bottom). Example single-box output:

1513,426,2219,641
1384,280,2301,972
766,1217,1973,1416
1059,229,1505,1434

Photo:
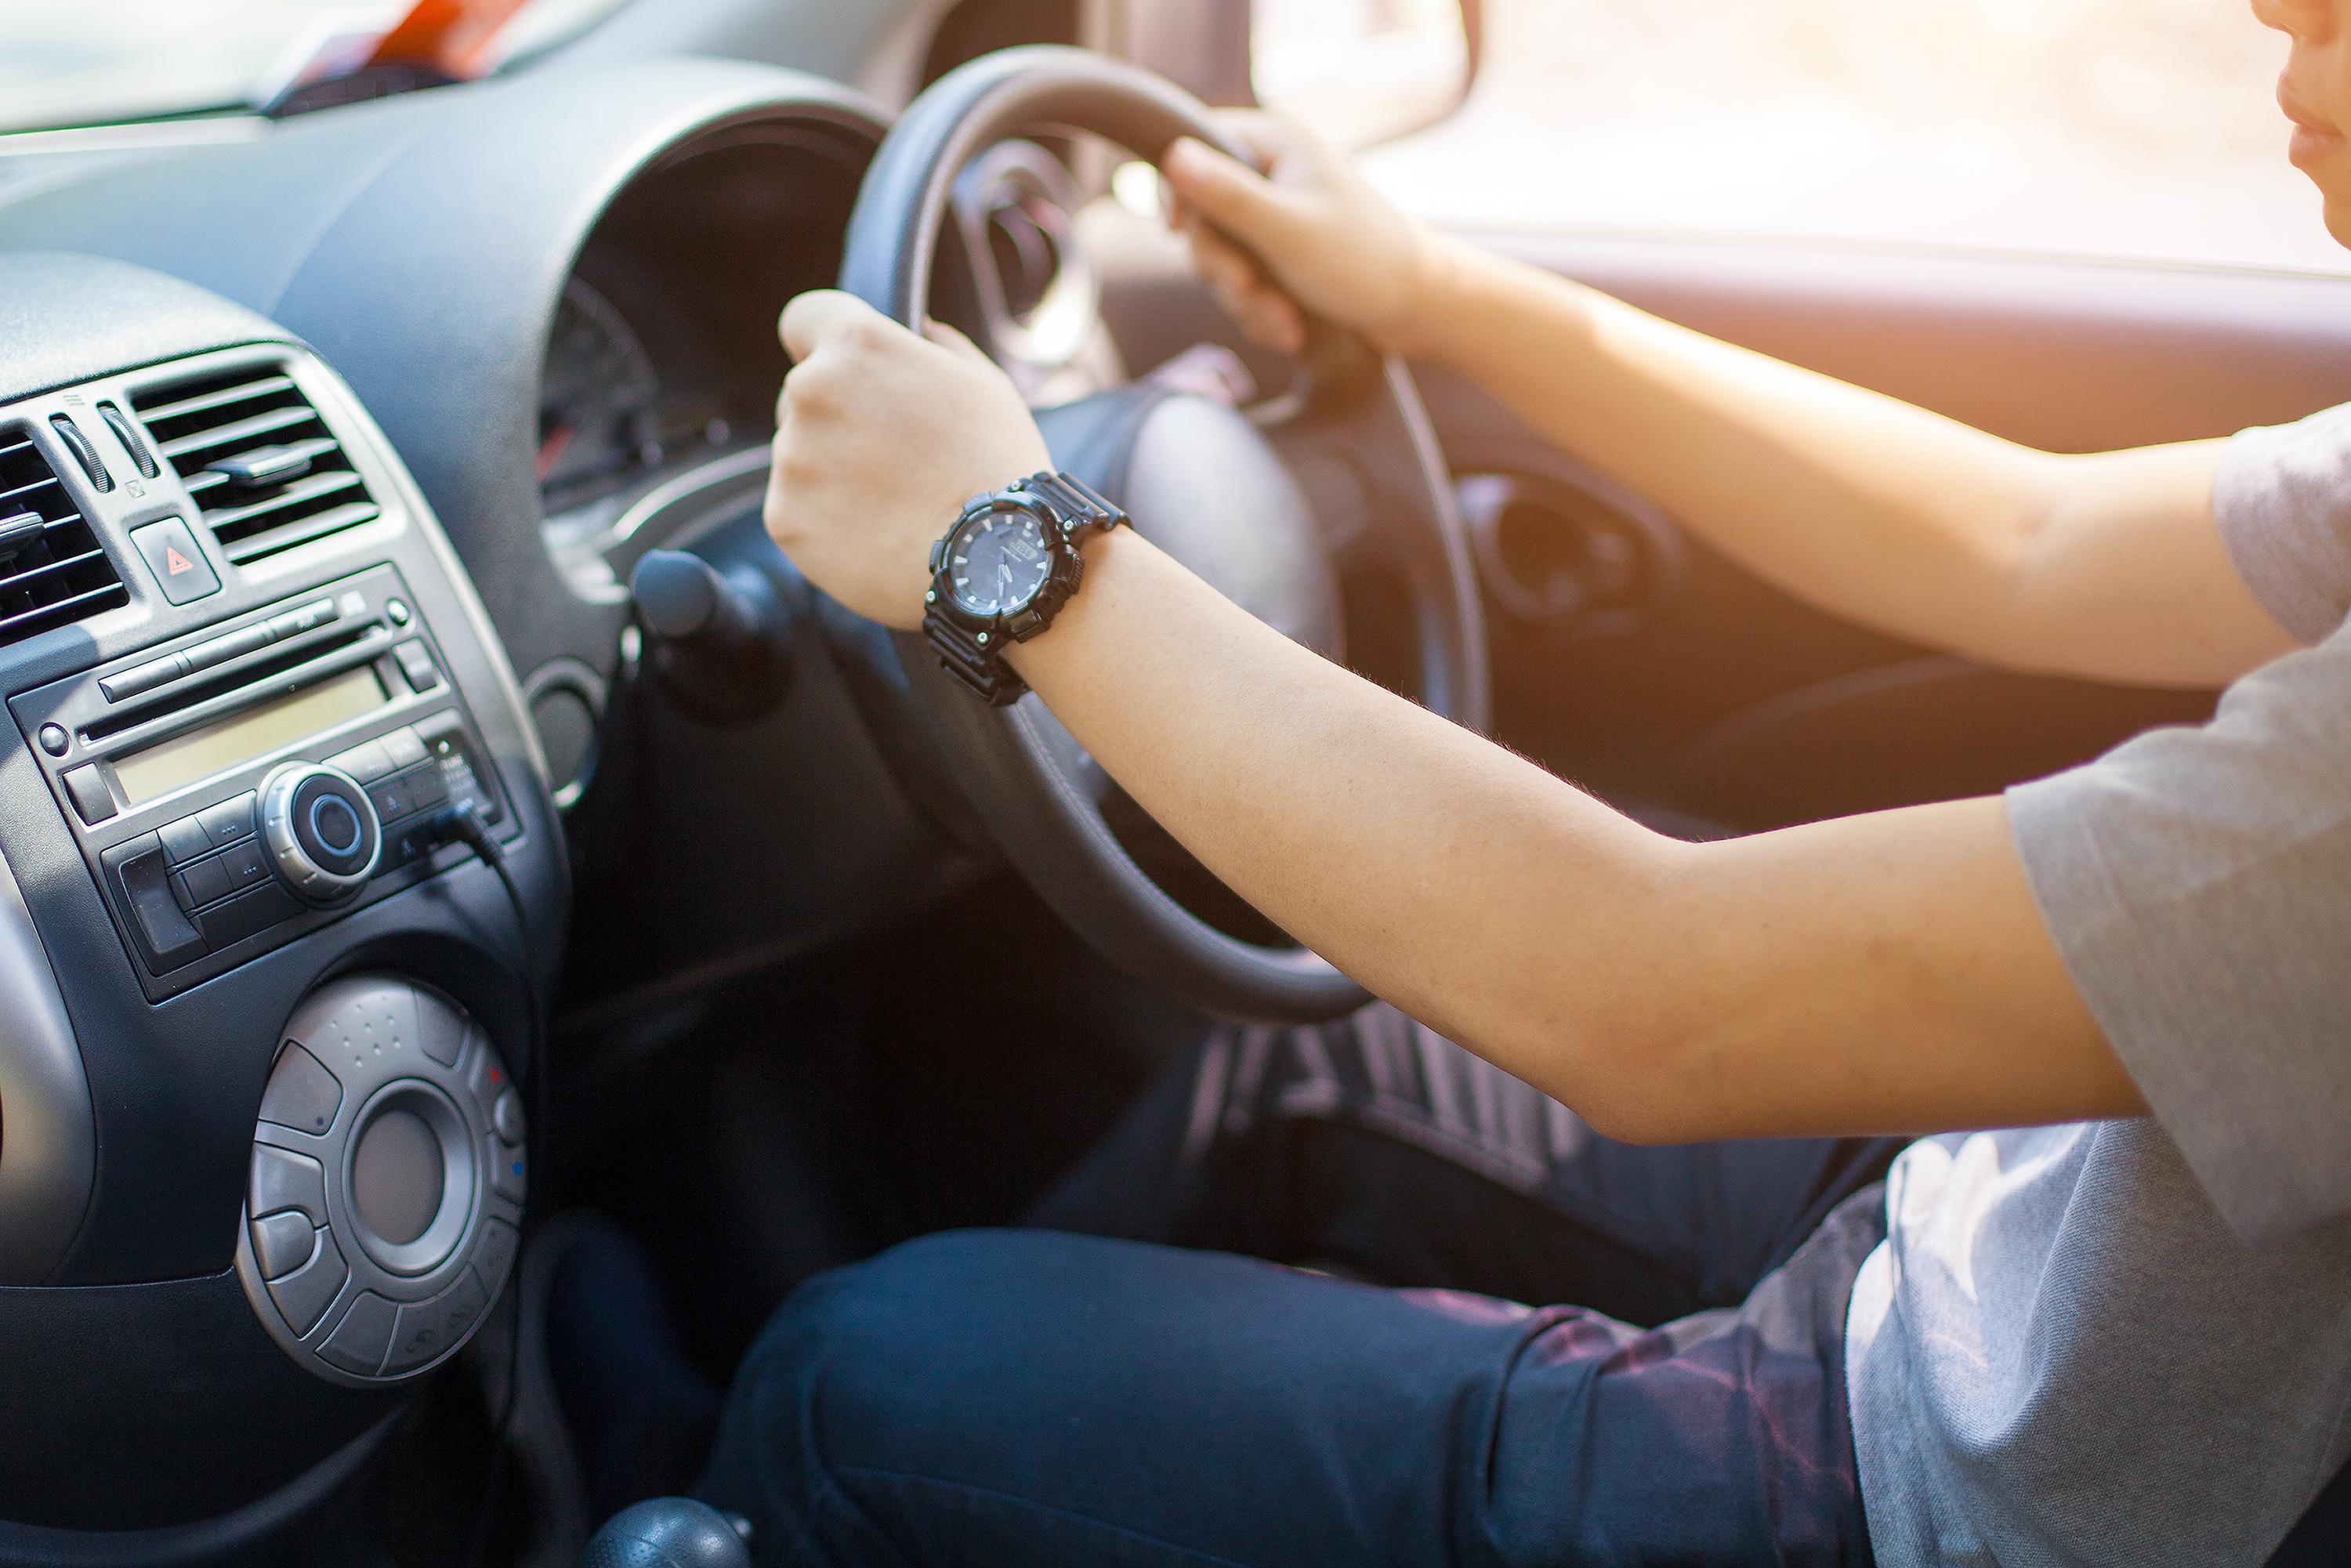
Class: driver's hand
763,290,1050,630
1161,110,1447,358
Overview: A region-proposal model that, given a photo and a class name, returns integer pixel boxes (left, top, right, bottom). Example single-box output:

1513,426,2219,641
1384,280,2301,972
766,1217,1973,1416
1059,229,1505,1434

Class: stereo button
267,598,338,640
384,1269,489,1376
97,654,187,701
61,764,114,825
491,1086,525,1147
197,791,257,847
249,1144,328,1225
325,737,394,784
158,815,211,865
259,1044,342,1136
386,821,436,867
416,991,467,1068
175,854,234,910
366,776,412,823
393,639,439,692
488,1139,526,1204
217,839,272,893
105,834,205,971
260,763,381,904
382,726,429,770
318,1291,397,1376
266,1231,347,1338
250,1210,317,1280
472,1219,519,1294
199,882,299,950
409,764,449,811
185,624,272,673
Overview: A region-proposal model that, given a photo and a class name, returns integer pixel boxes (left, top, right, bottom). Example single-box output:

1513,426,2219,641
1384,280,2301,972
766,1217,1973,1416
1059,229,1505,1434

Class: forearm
1410,241,2096,670
1009,527,1670,1104
1008,527,2141,1141
1161,121,2289,684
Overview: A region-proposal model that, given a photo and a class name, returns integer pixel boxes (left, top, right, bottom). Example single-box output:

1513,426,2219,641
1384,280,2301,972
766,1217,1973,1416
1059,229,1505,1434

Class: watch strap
924,607,1031,705
1023,470,1124,537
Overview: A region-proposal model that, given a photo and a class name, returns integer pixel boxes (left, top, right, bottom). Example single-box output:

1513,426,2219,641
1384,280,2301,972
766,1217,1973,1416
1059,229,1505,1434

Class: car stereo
10,563,513,1001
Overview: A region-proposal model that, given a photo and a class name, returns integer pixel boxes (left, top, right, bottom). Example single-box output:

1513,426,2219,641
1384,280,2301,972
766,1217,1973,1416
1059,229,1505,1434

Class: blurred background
1353,0,2325,272
2,0,2327,273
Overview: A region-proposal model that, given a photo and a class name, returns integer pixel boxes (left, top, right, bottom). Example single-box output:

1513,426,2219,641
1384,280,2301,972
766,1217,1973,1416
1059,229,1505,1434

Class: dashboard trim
0,839,92,1285
551,440,773,605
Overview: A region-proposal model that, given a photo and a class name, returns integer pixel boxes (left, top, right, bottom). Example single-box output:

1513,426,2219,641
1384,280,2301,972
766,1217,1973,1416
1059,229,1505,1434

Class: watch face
946,505,1054,616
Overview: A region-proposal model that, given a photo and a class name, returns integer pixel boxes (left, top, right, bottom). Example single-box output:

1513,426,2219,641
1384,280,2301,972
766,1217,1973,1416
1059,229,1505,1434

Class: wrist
921,471,1127,704
1372,226,1468,360
1000,523,1141,681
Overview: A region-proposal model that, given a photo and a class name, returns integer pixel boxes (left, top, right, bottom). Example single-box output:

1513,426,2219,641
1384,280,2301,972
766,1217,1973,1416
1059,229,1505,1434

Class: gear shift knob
579,1497,752,1568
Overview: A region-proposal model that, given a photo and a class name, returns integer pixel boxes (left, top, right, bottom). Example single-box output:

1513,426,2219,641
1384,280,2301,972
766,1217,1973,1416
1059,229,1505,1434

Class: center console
0,255,568,1534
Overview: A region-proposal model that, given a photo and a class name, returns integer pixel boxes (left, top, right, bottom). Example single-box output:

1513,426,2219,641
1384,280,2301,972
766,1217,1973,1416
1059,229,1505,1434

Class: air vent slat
135,374,297,427
157,404,316,460
133,365,384,567
2,545,110,587
202,470,365,531
219,502,383,565
0,580,130,636
0,474,63,505
0,433,128,646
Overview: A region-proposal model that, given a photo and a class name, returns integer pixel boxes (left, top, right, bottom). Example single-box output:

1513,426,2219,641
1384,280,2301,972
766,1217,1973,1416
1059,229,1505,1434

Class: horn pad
1046,390,1342,661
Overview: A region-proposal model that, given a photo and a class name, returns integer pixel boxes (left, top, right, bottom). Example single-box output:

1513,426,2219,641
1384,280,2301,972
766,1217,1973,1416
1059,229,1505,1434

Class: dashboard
0,57,999,1541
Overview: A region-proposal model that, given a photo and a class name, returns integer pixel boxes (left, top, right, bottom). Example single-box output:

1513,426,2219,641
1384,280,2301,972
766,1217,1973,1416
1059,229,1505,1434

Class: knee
705,1233,1015,1515
750,1230,991,1371
734,1230,1070,1425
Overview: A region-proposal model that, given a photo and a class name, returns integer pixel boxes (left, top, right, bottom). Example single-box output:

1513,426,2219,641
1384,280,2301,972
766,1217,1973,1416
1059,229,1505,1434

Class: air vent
0,431,128,646
133,367,382,567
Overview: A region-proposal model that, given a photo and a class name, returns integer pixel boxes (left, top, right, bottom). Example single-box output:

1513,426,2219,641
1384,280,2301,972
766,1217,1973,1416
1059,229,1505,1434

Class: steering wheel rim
834,45,1487,1024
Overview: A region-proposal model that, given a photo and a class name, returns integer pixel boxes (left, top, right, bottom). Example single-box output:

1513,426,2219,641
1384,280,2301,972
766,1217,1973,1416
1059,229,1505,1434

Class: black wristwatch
922,470,1127,704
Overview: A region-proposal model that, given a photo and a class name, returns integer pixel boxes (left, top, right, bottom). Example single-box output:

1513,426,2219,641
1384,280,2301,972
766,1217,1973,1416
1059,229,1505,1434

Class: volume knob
259,762,382,905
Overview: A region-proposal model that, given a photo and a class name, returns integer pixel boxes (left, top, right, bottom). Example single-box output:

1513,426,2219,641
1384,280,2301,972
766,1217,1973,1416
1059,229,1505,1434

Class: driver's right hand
1161,110,1451,360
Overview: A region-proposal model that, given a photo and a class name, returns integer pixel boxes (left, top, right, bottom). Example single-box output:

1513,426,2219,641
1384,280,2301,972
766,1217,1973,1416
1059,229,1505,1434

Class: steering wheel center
1037,389,1343,663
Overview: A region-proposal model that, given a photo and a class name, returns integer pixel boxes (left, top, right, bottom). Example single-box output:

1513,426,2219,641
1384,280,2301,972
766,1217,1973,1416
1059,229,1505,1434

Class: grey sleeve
2213,403,2351,644
2007,623,2351,1244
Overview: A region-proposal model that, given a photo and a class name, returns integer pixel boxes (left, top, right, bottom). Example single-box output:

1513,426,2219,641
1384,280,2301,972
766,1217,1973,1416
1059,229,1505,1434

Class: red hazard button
129,516,220,607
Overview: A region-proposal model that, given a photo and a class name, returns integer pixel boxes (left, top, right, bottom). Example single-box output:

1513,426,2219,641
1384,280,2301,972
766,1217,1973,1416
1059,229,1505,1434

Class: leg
1030,1006,1903,1322
697,1219,1882,1567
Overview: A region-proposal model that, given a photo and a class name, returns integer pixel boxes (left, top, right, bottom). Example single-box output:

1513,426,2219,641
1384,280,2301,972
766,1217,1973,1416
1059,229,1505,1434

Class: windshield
0,0,626,135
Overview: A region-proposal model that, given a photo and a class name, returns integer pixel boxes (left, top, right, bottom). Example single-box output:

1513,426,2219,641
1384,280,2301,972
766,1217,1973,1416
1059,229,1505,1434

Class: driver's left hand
765,289,1050,630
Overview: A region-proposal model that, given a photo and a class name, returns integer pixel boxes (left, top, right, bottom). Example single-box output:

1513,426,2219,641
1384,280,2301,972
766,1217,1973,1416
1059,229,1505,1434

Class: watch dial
947,507,1055,615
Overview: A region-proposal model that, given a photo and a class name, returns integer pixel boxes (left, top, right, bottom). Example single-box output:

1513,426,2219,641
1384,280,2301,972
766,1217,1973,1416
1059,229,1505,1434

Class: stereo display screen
113,666,390,807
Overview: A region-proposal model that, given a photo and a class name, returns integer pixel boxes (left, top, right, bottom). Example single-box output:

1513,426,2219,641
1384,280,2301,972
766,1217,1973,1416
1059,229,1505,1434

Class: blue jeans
699,1009,1900,1566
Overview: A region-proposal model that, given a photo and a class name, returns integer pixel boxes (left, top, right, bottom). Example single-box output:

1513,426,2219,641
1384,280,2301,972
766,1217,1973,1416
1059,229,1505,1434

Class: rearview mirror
1251,0,1479,151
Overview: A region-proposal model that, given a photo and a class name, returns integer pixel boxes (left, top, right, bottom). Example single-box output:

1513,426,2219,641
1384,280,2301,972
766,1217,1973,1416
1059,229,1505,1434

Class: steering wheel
833,45,1487,1024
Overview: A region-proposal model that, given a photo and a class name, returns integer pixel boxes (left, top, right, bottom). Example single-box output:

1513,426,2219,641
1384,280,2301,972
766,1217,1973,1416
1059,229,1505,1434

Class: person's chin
2317,180,2351,252
2287,136,2351,247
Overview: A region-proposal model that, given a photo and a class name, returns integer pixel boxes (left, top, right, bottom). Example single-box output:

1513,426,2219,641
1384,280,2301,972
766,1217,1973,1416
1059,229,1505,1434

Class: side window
1353,1,2330,276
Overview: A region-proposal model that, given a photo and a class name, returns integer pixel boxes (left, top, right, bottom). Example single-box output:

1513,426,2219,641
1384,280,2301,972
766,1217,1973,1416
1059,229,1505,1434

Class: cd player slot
83,625,391,755
97,593,355,705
